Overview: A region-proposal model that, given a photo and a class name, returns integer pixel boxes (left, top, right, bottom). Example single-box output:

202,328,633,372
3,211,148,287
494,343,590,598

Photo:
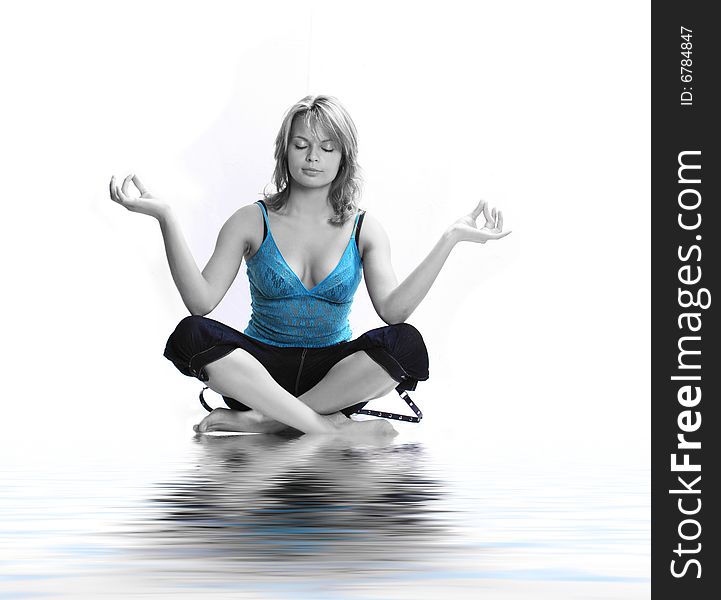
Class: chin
293,173,334,188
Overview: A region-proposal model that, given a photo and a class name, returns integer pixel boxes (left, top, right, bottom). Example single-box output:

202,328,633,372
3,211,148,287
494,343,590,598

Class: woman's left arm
362,199,511,324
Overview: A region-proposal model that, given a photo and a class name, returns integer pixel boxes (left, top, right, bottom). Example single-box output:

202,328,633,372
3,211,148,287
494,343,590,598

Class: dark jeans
163,316,430,417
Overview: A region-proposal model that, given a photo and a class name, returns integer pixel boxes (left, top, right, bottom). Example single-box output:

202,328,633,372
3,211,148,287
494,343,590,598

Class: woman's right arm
110,173,256,315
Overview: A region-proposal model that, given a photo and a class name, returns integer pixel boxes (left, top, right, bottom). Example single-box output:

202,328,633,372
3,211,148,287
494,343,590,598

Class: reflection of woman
135,435,449,572
109,95,510,438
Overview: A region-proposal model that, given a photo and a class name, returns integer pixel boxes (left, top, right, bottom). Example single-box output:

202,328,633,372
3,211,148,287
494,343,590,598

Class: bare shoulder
221,202,264,259
226,202,263,227
358,211,391,259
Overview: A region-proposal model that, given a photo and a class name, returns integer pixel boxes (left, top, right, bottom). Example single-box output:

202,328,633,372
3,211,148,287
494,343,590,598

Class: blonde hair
264,95,362,226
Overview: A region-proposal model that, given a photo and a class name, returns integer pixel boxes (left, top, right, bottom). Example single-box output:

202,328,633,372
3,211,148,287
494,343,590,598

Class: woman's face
286,116,343,191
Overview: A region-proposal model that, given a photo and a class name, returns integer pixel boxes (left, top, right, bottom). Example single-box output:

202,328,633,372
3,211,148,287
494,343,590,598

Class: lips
302,168,322,173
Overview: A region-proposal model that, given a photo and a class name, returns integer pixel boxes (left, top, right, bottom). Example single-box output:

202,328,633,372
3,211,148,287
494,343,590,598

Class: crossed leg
195,348,398,436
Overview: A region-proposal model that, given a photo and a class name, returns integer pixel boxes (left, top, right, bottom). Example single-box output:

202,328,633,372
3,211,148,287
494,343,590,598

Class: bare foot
193,408,288,434
323,412,352,427
331,418,398,439
194,408,395,439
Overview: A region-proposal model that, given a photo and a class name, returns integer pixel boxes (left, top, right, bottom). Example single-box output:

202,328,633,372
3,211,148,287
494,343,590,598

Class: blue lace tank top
243,201,364,347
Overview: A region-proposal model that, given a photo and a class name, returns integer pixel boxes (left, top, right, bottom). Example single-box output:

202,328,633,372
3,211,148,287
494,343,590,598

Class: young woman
109,95,510,438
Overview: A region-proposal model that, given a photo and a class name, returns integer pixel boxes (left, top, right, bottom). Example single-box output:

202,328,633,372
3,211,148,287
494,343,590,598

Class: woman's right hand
109,173,170,220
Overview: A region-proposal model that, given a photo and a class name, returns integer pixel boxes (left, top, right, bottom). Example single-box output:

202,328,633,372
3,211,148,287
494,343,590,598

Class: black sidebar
652,2,719,598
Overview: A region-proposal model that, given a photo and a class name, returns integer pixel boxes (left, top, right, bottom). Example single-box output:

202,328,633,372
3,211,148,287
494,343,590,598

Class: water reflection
129,434,452,577
0,433,650,598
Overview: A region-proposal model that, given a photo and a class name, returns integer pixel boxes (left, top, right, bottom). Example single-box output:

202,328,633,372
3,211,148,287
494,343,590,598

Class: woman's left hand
449,199,512,244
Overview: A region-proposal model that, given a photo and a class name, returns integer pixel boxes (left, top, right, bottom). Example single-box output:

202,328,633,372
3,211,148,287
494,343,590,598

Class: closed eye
294,144,335,153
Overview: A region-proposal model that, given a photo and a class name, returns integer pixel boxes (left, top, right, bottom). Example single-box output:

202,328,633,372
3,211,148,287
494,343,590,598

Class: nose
306,146,319,162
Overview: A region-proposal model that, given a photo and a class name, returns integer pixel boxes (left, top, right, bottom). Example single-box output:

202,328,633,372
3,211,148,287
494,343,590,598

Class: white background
0,0,649,467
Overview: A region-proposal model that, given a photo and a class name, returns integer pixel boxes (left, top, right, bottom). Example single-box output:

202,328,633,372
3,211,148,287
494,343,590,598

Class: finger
490,230,512,240
483,201,493,225
498,210,504,231
470,199,486,219
132,174,149,196
109,176,116,201
115,181,127,204
121,173,135,196
110,179,121,203
491,207,497,228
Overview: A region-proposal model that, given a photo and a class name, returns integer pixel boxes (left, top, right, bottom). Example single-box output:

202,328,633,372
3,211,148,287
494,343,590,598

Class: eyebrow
292,135,334,143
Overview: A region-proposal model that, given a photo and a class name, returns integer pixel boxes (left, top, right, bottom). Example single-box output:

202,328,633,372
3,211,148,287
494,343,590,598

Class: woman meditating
108,95,510,437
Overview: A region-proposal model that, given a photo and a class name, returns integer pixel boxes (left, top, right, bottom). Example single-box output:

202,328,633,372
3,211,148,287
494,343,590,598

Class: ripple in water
1,431,649,598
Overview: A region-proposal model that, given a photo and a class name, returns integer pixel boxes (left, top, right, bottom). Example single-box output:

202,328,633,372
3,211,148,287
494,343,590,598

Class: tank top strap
351,209,366,234
353,210,366,248
256,200,269,241
256,200,270,220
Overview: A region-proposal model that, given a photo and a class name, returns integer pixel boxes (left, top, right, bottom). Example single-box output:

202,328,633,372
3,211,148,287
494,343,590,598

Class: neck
285,182,334,220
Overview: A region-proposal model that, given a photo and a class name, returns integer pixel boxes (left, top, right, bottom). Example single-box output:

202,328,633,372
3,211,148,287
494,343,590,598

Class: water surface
1,429,649,598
